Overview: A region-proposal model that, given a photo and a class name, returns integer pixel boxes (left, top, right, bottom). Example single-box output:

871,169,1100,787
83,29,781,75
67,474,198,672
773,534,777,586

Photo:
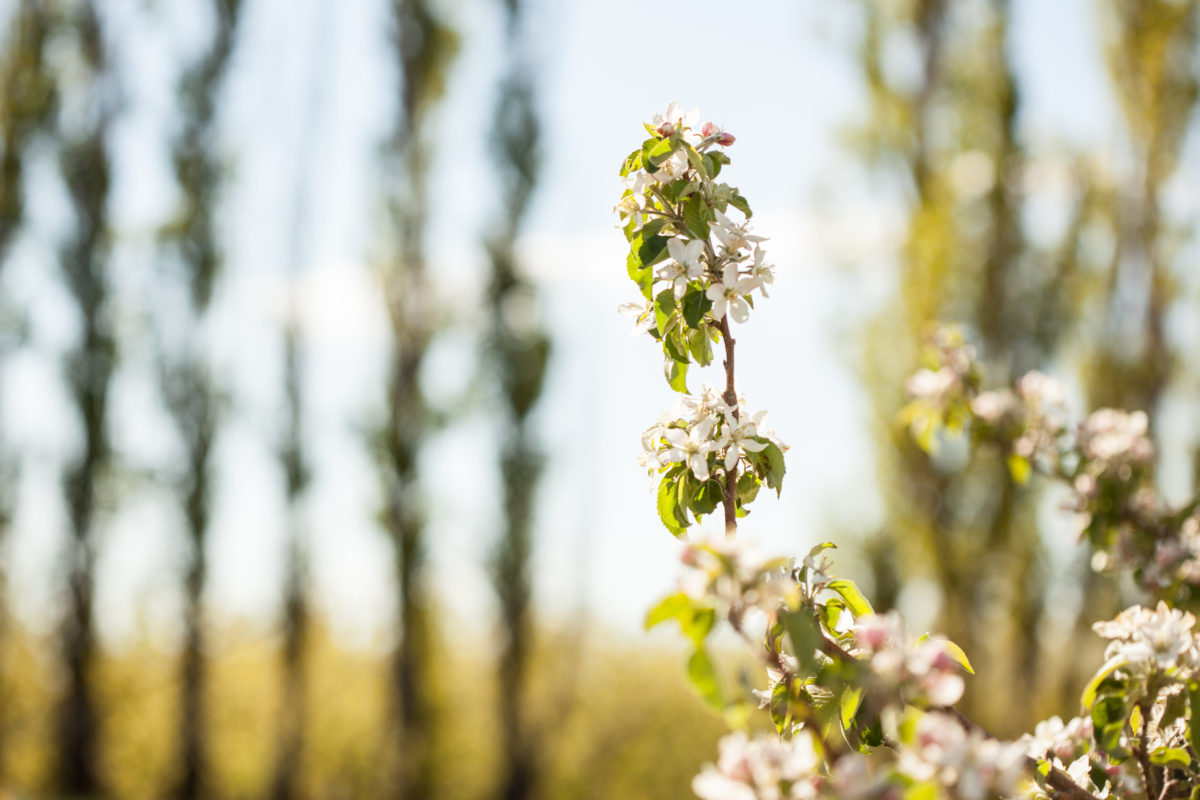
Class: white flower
657,236,706,298
707,264,757,324
970,389,1018,424
1093,601,1198,673
693,731,820,800
663,417,717,481
904,366,959,406
719,409,769,470
712,208,766,255
617,300,653,336
650,101,698,136
616,171,653,228
1079,408,1154,467
652,148,689,183
746,246,774,298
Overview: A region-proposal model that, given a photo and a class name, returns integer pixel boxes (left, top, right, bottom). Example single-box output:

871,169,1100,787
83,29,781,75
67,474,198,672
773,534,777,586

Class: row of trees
854,0,1199,736
0,0,556,797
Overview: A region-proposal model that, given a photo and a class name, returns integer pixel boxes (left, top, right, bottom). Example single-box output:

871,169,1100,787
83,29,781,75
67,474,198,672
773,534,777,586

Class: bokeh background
1,0,1199,797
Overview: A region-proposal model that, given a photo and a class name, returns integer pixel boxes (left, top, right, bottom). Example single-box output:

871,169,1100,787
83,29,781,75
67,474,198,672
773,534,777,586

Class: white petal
730,297,750,324
706,283,724,302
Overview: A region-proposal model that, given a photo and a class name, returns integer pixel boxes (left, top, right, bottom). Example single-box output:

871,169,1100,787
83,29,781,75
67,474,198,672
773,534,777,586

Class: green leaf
770,680,790,734
840,686,863,730
687,648,724,712
689,478,722,517
736,471,761,506
681,290,713,330
644,136,675,167
619,147,641,177
637,232,669,270
827,579,874,619
626,249,652,299
1081,655,1128,709
682,607,716,647
730,194,752,218
1189,681,1200,756
760,441,786,495
644,591,691,630
1149,746,1192,770
684,195,711,240
663,327,689,365
656,473,689,537
687,326,713,367
1007,454,1031,485
665,357,688,393
782,609,824,669
1091,693,1129,755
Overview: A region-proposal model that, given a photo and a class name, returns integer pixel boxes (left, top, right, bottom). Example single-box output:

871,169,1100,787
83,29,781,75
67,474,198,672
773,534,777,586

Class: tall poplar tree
55,0,114,791
486,1,550,798
375,1,456,796
0,0,55,768
160,1,241,796
854,0,1090,734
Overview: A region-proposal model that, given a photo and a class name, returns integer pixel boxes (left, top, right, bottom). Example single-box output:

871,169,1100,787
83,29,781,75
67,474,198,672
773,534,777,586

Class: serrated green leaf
1189,682,1200,756
626,249,652,299
736,471,761,506
840,686,863,730
619,147,642,177
644,136,675,167
684,195,710,240
770,680,790,734
665,357,688,393
687,326,713,366
827,579,874,619
637,232,669,270
687,648,724,712
782,609,823,669
1149,746,1192,770
1081,655,1129,709
690,478,722,517
915,633,974,675
656,473,688,537
1091,694,1129,754
681,290,712,330
663,327,689,365
730,194,752,218
645,592,691,630
760,441,786,496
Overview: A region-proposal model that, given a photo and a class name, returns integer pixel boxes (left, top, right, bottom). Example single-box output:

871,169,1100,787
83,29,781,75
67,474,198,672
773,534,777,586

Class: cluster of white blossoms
692,730,821,800
852,612,967,707
1076,409,1154,482
1092,601,1199,675
640,384,781,482
896,713,1027,800
618,102,775,328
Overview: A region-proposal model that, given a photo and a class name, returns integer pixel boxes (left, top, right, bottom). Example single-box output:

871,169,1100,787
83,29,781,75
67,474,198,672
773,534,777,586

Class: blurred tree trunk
160,1,241,798
55,1,113,792
0,0,54,775
377,1,457,797
487,2,549,799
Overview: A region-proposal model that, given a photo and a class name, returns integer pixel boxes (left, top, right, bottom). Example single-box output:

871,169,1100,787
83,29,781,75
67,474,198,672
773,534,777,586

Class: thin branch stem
720,314,737,537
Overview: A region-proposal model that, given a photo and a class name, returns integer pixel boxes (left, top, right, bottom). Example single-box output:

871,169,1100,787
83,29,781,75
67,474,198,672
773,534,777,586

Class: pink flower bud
700,121,718,138
657,122,676,137
716,132,736,146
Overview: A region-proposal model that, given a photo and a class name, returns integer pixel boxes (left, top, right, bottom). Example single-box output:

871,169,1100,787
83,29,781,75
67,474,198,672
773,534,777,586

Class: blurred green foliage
0,617,724,799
